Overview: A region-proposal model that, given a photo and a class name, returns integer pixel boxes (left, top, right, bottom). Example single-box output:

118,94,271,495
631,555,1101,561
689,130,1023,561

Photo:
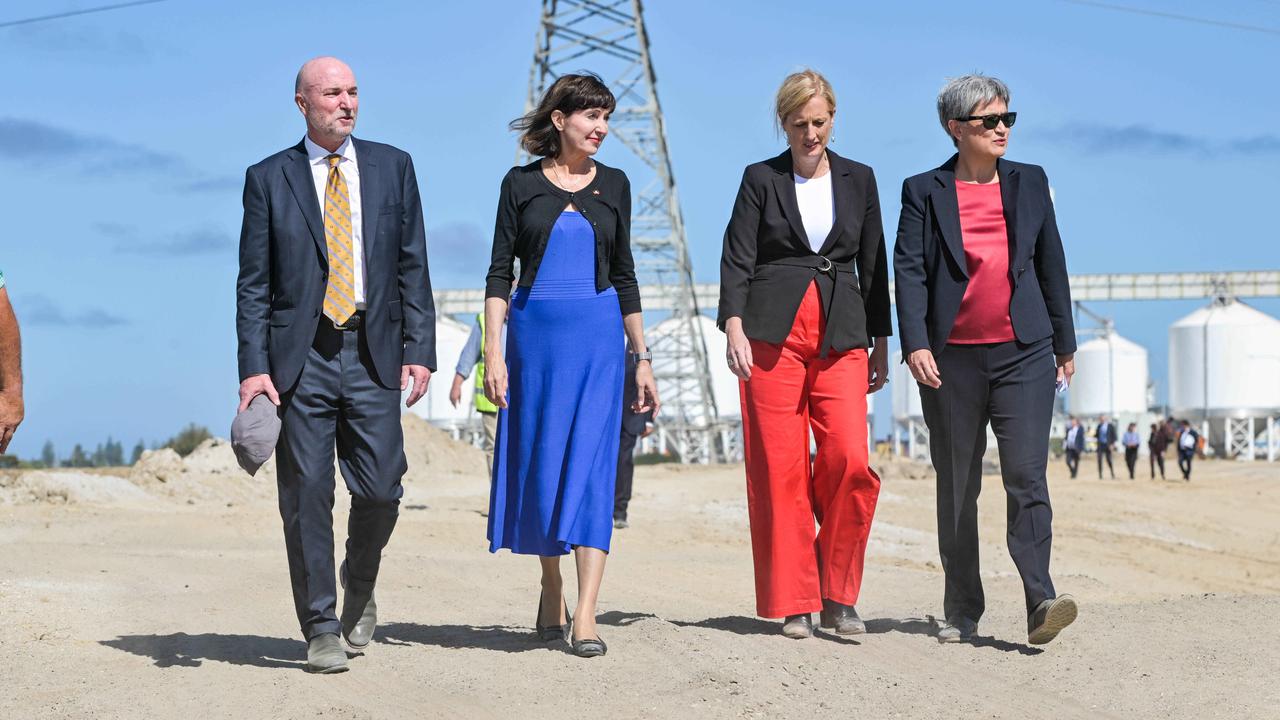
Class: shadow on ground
100,633,304,670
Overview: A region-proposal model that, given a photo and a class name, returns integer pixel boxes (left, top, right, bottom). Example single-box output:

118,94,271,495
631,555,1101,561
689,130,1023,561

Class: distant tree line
0,424,213,469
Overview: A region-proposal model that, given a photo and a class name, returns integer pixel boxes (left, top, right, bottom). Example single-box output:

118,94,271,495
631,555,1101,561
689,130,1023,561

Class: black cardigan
484,159,642,314
717,149,892,354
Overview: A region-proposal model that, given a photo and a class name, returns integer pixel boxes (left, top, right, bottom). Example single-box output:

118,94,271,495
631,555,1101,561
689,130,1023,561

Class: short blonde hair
775,69,836,132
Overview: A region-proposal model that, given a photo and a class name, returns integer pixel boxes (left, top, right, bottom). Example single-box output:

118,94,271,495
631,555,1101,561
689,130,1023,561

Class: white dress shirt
304,135,365,306
794,170,834,252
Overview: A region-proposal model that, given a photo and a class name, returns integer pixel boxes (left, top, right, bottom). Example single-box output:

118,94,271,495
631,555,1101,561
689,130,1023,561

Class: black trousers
1124,447,1139,479
1097,446,1114,478
276,323,406,640
1064,449,1080,478
919,338,1057,622
613,426,640,521
1178,449,1194,480
1150,448,1165,478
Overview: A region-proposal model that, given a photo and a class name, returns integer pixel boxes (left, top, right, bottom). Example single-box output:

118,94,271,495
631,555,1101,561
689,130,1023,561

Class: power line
0,0,166,30
1061,0,1280,36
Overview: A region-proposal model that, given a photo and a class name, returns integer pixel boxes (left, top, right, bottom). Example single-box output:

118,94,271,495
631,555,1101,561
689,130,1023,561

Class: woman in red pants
718,69,892,638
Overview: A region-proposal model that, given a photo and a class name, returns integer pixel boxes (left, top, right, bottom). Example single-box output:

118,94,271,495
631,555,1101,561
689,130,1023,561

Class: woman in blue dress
482,74,660,658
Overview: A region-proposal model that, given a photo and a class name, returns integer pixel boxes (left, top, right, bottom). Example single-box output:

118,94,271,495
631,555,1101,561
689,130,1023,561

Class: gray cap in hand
231,394,281,476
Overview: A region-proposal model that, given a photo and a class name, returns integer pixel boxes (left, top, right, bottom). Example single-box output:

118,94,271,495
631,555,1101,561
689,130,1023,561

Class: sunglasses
959,112,1017,130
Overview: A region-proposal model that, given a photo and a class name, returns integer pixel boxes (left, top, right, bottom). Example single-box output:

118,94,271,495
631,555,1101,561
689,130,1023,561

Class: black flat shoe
571,635,607,657
535,595,570,642
819,600,866,635
781,613,814,639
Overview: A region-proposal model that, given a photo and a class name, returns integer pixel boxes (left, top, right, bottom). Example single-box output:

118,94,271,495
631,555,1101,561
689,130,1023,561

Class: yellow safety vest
474,313,499,414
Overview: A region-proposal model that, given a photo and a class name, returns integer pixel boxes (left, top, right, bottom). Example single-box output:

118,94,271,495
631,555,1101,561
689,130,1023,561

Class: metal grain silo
1068,330,1150,416
1169,300,1280,419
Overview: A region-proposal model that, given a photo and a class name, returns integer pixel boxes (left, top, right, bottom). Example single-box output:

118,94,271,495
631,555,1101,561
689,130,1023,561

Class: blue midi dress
487,211,625,555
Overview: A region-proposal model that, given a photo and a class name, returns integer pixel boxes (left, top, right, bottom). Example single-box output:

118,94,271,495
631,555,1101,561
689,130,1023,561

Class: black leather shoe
819,600,866,635
339,562,376,650
936,616,978,643
571,635,607,657
1028,595,1078,645
781,613,814,639
535,594,570,642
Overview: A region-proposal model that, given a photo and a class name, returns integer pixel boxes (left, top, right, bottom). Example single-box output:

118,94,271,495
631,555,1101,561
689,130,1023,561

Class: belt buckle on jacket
815,255,834,273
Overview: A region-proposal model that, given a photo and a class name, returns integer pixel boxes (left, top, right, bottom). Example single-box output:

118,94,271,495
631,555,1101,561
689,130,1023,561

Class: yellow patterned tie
323,153,357,326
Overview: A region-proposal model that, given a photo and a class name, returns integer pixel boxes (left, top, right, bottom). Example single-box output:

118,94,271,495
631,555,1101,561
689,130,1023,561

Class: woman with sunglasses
719,69,891,639
893,74,1079,646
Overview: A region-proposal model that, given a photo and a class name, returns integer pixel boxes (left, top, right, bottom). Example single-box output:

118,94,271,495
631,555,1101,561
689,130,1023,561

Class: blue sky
3,0,1278,458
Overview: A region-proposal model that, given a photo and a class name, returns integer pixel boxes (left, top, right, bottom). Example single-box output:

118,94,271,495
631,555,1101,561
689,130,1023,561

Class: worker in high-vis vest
451,311,507,476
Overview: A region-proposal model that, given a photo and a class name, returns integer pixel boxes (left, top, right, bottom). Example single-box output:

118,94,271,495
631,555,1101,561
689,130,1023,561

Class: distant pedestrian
613,355,656,529
450,310,508,477
1177,420,1199,480
1121,422,1140,480
1147,422,1168,479
1095,415,1116,479
1064,416,1084,478
0,269,23,455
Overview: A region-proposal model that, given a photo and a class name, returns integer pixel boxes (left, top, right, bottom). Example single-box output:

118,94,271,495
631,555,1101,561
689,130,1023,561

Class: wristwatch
631,351,653,364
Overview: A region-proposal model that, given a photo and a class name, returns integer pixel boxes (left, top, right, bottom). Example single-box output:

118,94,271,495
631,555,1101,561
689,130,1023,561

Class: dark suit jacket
1095,422,1116,448
236,137,436,391
893,155,1075,357
717,150,892,354
1065,425,1085,452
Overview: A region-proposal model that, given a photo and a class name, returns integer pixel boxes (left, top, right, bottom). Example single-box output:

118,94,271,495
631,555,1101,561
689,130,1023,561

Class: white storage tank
891,350,924,421
647,314,741,418
1068,330,1149,416
404,316,477,424
1169,300,1280,418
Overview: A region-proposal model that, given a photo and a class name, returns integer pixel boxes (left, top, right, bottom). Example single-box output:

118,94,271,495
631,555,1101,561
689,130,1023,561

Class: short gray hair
936,74,1010,146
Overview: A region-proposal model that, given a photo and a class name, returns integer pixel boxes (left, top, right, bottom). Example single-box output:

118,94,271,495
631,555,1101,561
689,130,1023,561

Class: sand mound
401,413,487,479
129,438,276,505
0,470,154,506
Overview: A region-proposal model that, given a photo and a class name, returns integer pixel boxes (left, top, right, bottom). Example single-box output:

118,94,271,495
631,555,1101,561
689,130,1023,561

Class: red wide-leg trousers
740,283,881,618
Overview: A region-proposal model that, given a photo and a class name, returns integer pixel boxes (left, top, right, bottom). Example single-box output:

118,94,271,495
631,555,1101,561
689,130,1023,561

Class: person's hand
483,353,508,409
725,318,753,380
1055,353,1075,390
238,374,280,412
640,422,657,439
867,339,889,394
633,361,661,416
401,364,432,407
449,374,464,408
0,391,23,454
907,348,941,388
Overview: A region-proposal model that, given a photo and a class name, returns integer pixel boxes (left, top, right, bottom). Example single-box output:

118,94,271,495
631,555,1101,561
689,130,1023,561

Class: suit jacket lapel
282,141,327,260
929,158,968,278
768,151,811,253
815,151,851,255
998,158,1021,267
354,138,378,264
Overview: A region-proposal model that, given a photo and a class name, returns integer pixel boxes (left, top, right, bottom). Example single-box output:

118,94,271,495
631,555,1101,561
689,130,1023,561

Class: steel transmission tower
519,0,725,462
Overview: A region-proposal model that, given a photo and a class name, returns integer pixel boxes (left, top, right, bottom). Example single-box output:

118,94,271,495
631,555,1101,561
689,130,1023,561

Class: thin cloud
426,223,490,287
107,225,234,257
1036,124,1280,157
19,295,128,328
0,117,233,193
2,24,155,60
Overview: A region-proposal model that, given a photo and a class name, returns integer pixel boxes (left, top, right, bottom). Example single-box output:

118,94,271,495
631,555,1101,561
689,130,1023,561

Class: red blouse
948,181,1016,344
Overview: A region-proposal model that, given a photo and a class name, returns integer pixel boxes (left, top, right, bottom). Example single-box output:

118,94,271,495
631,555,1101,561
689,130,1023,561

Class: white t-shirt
793,171,834,252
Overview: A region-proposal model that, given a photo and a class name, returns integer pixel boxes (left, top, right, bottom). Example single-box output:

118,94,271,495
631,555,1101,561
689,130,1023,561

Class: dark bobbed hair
510,73,616,158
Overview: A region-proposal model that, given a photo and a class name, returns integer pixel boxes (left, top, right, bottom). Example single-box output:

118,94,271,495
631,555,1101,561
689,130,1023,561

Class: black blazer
236,138,436,390
893,155,1076,357
717,150,892,354
1095,422,1116,448
484,159,641,315
1066,425,1085,452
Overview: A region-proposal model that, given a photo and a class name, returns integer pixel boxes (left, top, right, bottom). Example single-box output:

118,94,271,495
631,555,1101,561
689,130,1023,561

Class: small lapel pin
592,189,601,195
